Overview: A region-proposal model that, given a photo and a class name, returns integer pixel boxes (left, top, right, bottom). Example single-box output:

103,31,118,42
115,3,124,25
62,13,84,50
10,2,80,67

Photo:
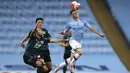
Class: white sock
58,58,71,68
70,53,80,65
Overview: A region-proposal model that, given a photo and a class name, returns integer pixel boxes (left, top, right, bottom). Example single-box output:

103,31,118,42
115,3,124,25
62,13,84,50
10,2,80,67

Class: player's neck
73,17,79,21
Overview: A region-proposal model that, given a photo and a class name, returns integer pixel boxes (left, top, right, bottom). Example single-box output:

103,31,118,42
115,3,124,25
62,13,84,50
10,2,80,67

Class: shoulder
68,20,75,23
42,28,48,31
30,28,34,31
80,19,88,23
41,28,51,35
28,29,36,38
80,19,90,25
67,21,74,26
28,28,35,34
41,28,46,30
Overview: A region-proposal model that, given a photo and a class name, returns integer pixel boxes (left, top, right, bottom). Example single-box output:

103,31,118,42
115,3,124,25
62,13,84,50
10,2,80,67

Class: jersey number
34,41,44,48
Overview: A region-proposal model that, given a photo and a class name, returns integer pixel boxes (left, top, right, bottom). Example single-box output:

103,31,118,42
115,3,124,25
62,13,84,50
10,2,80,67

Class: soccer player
53,9,105,73
59,32,73,73
20,18,68,73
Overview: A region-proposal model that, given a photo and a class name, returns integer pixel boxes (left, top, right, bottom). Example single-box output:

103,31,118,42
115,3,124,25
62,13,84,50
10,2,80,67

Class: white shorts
69,40,82,50
69,40,82,55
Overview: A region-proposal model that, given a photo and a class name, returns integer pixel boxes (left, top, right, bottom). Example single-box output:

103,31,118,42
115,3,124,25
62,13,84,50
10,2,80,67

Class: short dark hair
35,17,44,23
70,9,76,15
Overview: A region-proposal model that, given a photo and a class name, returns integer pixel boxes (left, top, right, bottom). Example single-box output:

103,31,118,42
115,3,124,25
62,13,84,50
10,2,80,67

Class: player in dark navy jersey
20,18,68,73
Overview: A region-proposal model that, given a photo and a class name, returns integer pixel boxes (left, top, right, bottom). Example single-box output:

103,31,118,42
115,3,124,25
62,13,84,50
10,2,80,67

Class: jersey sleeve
64,22,72,33
44,28,51,38
46,31,51,38
82,20,91,28
28,29,36,38
42,28,51,43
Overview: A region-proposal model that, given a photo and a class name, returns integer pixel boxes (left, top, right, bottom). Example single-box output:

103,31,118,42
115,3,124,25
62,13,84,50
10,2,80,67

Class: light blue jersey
64,19,91,43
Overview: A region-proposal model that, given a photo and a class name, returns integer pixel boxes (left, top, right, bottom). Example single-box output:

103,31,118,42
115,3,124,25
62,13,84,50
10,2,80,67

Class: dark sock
63,66,67,73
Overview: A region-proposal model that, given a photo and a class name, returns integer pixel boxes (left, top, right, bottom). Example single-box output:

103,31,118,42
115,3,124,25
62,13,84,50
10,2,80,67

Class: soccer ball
71,1,80,10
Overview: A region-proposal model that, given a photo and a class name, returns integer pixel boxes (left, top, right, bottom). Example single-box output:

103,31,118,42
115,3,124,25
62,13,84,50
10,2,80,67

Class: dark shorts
23,49,52,68
64,52,71,59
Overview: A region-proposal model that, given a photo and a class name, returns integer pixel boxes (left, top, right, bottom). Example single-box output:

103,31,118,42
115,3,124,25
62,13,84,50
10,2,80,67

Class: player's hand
99,34,105,37
59,31,65,35
60,42,63,46
20,42,25,48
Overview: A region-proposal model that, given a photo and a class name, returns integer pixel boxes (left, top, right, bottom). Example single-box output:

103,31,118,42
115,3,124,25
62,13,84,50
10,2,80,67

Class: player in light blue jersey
54,9,105,73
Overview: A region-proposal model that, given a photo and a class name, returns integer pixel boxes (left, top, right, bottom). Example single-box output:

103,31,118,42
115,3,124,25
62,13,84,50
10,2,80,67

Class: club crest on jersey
41,31,46,37
42,31,45,35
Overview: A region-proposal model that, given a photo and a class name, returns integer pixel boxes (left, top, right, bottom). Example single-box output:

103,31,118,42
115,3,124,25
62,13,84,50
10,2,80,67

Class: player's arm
49,38,69,43
84,20,105,37
60,42,69,47
41,29,68,43
20,29,34,48
59,30,72,35
60,23,72,35
20,34,29,48
41,37,68,43
89,26,105,37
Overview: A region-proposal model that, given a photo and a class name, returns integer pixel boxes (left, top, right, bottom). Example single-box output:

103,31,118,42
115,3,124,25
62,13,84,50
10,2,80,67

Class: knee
77,49,83,55
43,68,51,73
36,60,43,67
48,68,52,72
44,68,49,72
79,50,83,55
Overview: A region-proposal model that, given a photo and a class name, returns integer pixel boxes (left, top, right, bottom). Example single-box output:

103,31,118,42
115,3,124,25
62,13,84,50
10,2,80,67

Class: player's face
36,20,43,29
72,10,79,19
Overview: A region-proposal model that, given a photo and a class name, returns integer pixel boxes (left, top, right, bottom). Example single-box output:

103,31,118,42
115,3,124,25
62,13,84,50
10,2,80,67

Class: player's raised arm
83,20,105,37
89,26,105,37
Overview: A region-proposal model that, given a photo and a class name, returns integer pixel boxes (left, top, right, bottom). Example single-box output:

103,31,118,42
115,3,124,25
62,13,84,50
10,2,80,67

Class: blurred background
0,0,130,73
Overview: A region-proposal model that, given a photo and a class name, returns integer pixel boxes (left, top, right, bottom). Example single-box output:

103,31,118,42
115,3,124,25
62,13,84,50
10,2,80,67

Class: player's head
35,17,44,29
70,9,79,19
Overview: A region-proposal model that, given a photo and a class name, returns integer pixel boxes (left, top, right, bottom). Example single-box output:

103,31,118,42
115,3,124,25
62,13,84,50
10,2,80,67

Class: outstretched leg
53,56,73,73
69,49,83,73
